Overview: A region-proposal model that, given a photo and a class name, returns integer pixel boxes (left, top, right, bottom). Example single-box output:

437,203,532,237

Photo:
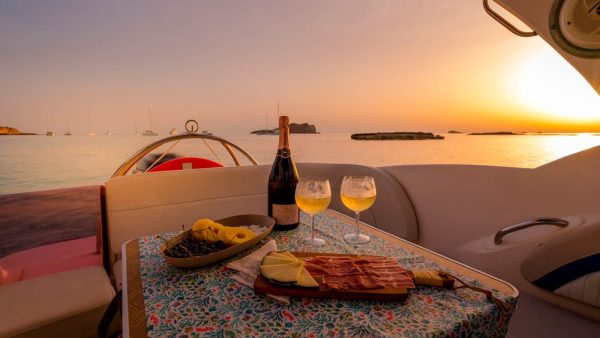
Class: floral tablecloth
131,212,517,337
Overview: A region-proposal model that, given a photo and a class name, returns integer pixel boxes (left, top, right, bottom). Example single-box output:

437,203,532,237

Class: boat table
122,210,518,337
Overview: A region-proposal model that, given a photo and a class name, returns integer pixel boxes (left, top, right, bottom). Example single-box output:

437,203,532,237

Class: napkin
226,239,290,305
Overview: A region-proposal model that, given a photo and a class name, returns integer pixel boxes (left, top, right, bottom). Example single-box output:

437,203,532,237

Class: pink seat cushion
0,237,101,285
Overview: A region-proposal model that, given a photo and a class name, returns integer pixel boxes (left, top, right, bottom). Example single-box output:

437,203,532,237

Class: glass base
343,233,371,244
300,237,326,247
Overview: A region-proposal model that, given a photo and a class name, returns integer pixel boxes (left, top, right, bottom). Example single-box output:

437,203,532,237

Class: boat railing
112,120,259,177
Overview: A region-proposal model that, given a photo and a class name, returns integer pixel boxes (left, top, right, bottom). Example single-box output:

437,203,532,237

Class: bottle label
272,203,299,225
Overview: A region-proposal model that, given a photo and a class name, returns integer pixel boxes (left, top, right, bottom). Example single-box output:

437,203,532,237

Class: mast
266,112,269,130
148,108,154,132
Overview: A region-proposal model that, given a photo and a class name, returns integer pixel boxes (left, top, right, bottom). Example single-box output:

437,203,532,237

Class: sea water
1,133,600,195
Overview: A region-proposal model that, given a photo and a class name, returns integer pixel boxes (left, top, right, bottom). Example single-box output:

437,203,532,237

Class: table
122,210,518,337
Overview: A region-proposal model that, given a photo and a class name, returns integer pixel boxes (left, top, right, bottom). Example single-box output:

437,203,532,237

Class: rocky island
469,131,523,135
0,126,36,135
351,132,444,140
290,122,317,134
251,122,318,135
448,130,462,134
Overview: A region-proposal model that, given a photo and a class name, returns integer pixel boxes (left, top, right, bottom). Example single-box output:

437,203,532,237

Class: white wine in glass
340,175,376,244
295,178,331,246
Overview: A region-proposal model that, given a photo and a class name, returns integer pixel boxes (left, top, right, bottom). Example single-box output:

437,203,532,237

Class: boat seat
105,166,272,271
104,164,418,276
297,163,417,241
0,237,102,285
0,185,115,336
521,217,600,315
555,271,600,308
382,147,600,323
0,266,115,338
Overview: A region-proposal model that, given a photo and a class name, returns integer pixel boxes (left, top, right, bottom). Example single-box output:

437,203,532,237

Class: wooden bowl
161,214,275,268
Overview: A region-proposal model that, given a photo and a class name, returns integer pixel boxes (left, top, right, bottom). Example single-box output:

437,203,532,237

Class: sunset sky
1,0,599,135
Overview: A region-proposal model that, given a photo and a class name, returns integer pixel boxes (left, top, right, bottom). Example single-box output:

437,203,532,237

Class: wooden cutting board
253,252,410,301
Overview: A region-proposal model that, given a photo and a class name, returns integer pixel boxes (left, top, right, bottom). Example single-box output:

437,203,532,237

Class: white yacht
0,1,598,337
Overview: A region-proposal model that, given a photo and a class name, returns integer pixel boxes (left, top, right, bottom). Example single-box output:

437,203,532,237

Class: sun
512,47,600,121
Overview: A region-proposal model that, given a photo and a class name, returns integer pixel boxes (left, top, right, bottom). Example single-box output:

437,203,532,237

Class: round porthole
549,0,600,58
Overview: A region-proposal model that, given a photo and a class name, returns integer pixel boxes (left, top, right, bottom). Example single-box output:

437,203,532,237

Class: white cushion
0,266,115,338
105,164,418,265
105,165,271,262
555,271,600,308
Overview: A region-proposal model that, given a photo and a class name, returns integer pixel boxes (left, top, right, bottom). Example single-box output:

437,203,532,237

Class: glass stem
311,214,315,241
355,212,360,235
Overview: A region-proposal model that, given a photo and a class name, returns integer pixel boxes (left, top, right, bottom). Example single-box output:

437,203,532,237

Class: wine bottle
268,116,300,230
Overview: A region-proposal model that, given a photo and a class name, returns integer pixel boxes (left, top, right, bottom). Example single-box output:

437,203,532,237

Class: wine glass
340,176,376,244
295,178,331,246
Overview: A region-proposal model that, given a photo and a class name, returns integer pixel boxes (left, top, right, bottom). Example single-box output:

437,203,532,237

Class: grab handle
483,0,537,37
494,218,568,245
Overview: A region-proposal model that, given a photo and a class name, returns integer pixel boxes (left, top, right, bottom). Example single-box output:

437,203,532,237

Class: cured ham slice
324,275,386,290
303,255,415,290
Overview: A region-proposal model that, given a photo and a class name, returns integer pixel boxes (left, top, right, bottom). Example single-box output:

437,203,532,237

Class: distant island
0,126,36,135
448,130,462,134
251,129,278,135
469,131,523,135
351,132,444,140
251,122,318,135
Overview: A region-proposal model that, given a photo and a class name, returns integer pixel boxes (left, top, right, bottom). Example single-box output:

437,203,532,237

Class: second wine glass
341,175,376,244
295,178,331,246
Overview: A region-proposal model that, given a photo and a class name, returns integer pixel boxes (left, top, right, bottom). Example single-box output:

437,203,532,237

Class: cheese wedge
269,265,303,283
268,252,299,261
296,267,319,288
262,255,299,266
275,251,297,259
260,251,318,287
260,261,302,283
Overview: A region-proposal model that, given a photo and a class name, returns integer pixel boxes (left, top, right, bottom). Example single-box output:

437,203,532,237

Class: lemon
218,227,255,245
191,219,223,242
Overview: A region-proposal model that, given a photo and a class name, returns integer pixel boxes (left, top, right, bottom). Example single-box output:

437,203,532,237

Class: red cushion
149,157,223,172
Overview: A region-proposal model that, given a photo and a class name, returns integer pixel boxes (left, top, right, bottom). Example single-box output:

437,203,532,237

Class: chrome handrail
112,133,259,177
483,0,537,38
494,217,569,245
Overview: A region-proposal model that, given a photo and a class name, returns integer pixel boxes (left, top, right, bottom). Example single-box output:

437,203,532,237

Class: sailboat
142,110,158,136
64,121,72,136
87,113,96,136
252,108,280,135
